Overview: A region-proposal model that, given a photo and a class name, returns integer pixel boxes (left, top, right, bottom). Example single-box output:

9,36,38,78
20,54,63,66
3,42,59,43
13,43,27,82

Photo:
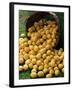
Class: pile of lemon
19,19,64,78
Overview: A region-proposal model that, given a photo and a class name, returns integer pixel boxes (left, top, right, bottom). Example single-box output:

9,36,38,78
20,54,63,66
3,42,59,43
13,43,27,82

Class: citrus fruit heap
19,19,64,78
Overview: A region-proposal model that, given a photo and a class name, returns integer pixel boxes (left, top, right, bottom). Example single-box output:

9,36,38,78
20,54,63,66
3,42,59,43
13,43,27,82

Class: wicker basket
26,12,60,48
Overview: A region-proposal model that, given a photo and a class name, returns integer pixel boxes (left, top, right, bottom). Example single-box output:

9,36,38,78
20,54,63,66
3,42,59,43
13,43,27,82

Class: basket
26,12,60,48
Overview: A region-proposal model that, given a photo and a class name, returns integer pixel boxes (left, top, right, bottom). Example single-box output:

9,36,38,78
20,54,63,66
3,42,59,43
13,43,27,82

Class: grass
19,69,31,79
